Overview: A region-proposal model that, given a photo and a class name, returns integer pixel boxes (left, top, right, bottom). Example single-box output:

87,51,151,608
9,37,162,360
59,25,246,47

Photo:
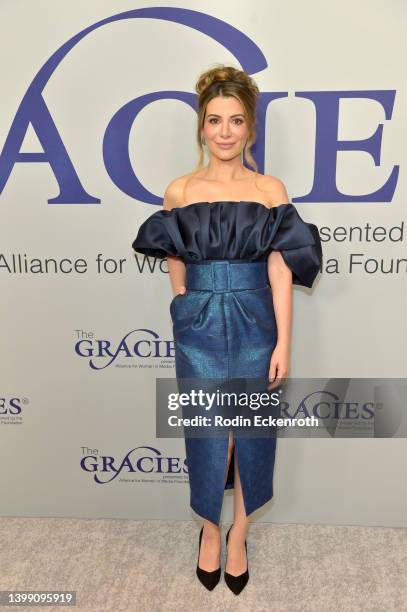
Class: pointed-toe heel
196,526,221,591
224,525,249,595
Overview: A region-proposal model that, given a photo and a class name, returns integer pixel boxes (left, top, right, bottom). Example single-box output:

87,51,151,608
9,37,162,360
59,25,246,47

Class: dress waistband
185,260,269,292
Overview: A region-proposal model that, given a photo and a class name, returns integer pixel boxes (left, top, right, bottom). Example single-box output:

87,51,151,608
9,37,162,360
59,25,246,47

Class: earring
201,135,206,146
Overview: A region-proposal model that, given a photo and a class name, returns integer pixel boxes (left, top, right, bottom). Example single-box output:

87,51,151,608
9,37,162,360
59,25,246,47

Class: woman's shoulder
162,173,197,211
254,173,290,208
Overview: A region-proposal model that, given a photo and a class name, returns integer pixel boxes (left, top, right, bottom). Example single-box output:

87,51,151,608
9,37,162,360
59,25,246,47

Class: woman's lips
217,143,235,148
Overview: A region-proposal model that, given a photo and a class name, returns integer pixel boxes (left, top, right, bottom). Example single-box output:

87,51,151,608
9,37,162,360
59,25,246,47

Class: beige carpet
0,517,406,611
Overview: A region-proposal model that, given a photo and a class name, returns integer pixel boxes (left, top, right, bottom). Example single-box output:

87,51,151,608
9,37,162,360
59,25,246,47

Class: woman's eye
208,118,244,124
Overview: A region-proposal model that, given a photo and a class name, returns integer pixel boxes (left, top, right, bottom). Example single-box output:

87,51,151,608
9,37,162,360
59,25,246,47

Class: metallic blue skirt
170,260,278,525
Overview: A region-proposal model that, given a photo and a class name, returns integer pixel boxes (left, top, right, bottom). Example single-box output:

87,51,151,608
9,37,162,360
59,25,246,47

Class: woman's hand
173,285,187,297
267,342,290,390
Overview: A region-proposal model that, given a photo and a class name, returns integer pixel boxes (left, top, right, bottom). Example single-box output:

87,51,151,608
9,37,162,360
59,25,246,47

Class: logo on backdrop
0,396,26,425
0,7,398,205
80,445,188,484
74,328,175,369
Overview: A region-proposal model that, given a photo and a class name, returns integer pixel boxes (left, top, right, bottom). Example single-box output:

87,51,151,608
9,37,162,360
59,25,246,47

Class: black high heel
196,526,221,591
224,525,249,595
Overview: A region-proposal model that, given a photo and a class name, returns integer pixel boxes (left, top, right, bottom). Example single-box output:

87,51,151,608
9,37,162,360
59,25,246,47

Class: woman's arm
267,250,293,385
163,183,187,297
265,177,292,385
167,255,187,297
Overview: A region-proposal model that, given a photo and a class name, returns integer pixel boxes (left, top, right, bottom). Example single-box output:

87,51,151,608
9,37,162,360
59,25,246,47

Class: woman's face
202,95,249,160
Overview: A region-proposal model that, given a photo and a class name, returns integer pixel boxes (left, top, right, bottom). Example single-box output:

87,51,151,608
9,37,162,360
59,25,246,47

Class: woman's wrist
173,285,187,297
275,339,291,353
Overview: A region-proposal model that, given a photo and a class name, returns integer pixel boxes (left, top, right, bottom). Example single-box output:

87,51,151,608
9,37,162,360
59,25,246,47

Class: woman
132,65,322,595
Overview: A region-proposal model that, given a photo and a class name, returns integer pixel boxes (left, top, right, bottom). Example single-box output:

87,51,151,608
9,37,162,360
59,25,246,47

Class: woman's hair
193,64,260,173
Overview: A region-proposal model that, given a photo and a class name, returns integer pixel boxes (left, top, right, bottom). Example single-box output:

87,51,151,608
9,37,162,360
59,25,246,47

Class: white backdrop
1,0,406,527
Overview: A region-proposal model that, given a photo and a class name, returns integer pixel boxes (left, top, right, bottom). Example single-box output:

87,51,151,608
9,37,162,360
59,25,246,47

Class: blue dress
132,201,322,525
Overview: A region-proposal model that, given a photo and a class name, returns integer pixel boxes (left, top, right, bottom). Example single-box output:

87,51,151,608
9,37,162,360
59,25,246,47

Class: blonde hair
192,64,260,173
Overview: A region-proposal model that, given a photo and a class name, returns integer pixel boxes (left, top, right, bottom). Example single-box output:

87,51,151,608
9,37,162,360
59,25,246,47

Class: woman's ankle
202,522,221,538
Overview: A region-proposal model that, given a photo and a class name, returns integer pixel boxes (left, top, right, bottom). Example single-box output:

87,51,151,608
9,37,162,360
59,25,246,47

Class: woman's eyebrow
207,113,245,118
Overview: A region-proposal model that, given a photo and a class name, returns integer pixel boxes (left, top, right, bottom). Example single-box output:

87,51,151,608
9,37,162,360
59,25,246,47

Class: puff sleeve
132,210,181,259
267,204,322,288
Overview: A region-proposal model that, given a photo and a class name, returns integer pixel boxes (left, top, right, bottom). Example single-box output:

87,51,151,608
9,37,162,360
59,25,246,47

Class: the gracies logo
75,328,174,369
0,7,398,205
80,445,188,483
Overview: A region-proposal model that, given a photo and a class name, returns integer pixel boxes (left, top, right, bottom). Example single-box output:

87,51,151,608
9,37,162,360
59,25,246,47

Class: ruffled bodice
132,201,322,288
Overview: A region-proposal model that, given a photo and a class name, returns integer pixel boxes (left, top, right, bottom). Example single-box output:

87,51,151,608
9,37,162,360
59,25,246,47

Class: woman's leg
198,518,221,571
226,431,250,575
198,431,235,571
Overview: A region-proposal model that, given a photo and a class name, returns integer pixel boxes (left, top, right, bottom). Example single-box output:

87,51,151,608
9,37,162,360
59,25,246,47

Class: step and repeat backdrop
1,1,406,527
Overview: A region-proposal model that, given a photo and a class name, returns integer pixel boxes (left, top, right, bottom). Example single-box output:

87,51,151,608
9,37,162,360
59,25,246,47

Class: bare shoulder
162,173,196,211
256,173,290,208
